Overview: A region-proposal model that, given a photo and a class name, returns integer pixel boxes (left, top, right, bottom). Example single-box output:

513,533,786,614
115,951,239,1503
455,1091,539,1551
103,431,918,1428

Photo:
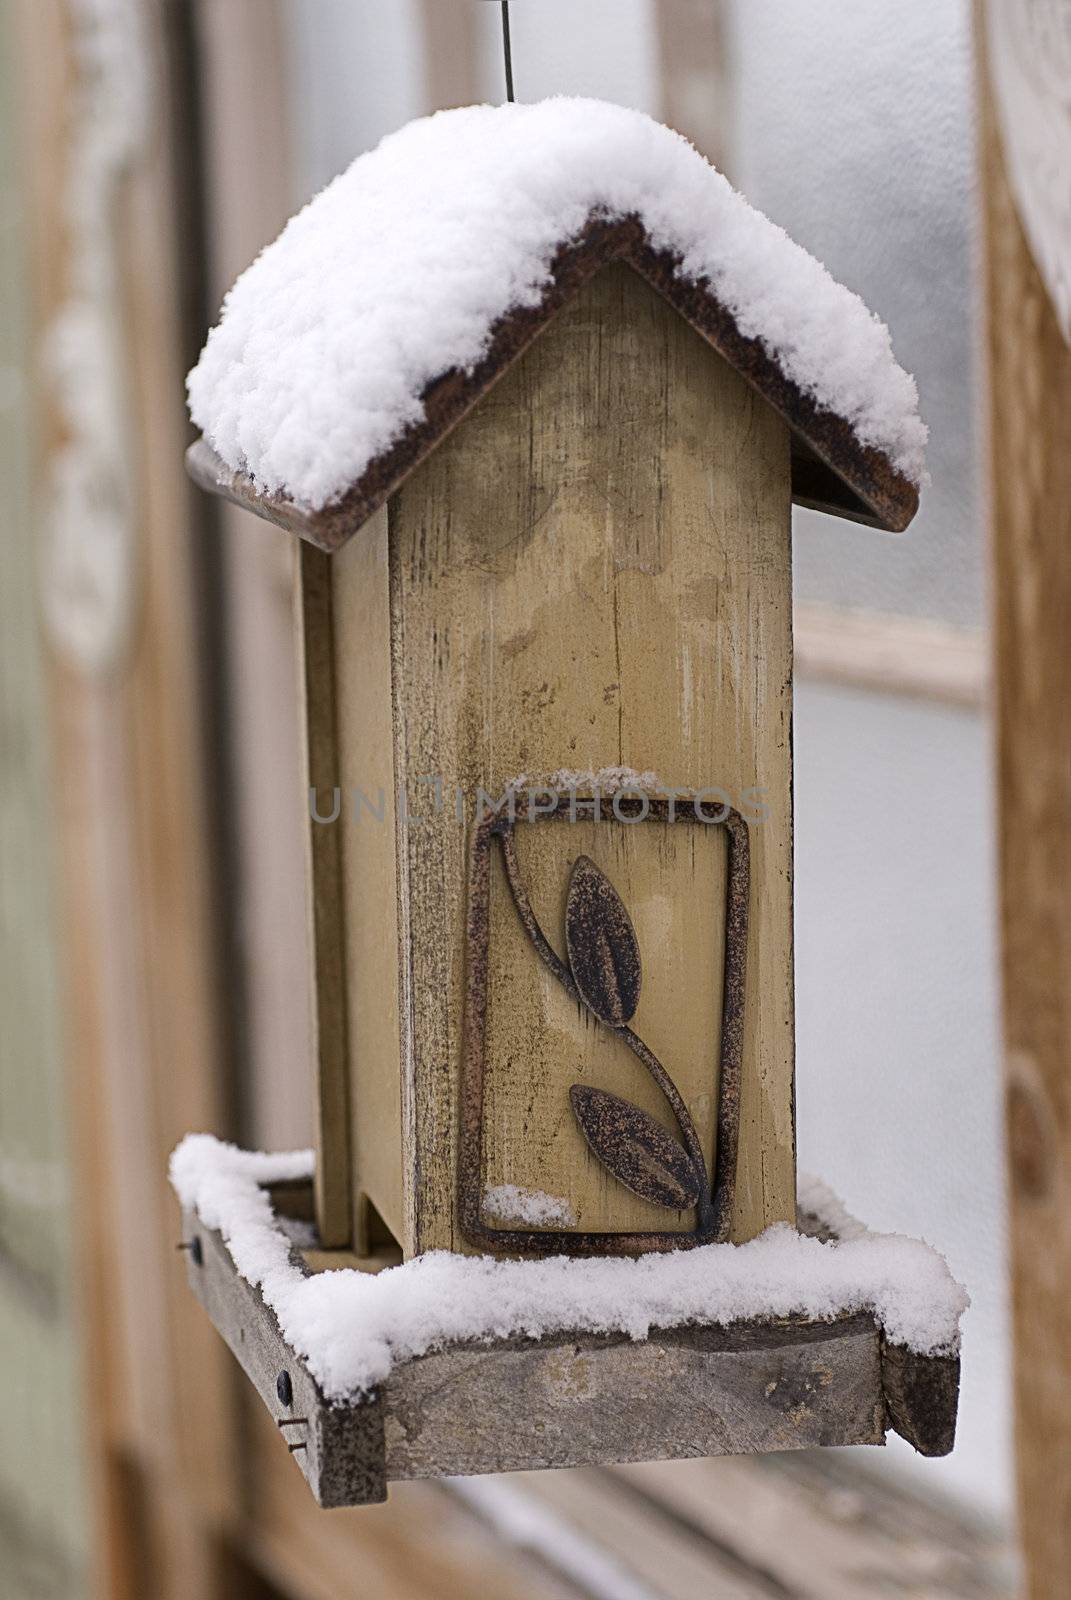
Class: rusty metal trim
457,793,749,1256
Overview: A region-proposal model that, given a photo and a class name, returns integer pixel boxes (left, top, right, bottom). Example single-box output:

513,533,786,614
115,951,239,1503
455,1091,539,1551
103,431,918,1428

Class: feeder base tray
179,1180,959,1509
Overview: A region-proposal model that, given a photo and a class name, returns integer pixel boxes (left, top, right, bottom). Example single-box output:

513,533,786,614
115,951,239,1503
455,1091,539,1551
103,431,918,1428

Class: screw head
276,1370,293,1408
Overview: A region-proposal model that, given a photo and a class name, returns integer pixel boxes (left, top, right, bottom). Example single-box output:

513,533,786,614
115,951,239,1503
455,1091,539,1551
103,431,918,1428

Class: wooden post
193,0,314,1168
655,0,730,169
980,30,1071,1597
418,0,481,110
0,11,87,1587
18,0,243,1591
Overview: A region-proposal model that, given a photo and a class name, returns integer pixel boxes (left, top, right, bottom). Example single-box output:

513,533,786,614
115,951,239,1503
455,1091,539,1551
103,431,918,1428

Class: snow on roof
187,98,926,519
170,1134,967,1403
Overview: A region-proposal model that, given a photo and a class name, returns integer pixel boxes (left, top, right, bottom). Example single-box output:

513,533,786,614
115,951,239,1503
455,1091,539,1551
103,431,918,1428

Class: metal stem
500,1,515,102
620,1026,713,1230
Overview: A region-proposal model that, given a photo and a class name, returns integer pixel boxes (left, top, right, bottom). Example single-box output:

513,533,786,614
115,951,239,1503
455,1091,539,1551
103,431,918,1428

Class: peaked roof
186,100,924,550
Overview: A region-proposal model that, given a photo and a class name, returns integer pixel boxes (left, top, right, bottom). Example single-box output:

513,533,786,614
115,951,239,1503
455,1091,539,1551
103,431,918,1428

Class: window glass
729,0,982,628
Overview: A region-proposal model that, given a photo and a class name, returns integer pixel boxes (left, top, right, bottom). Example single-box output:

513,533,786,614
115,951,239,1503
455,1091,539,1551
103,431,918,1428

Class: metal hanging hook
500,1,515,102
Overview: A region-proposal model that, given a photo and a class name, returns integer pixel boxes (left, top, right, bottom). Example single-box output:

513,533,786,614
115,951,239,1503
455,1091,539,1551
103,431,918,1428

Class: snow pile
188,98,926,512
796,1172,869,1243
171,1135,966,1402
483,1184,576,1227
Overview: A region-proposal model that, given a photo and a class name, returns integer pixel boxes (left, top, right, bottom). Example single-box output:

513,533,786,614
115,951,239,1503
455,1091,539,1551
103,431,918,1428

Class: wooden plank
613,1452,1016,1598
181,1213,388,1509
295,544,353,1247
246,1417,585,1600
418,0,481,110
178,1198,942,1509
469,1467,772,1600
381,1316,884,1480
386,260,795,1253
978,18,1071,1597
18,0,243,1590
794,603,987,708
880,1336,959,1458
193,0,313,1158
0,8,87,1587
330,510,407,1251
656,0,729,167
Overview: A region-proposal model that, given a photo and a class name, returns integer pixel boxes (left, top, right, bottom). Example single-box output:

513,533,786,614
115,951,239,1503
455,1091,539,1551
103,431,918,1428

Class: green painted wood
0,15,88,1595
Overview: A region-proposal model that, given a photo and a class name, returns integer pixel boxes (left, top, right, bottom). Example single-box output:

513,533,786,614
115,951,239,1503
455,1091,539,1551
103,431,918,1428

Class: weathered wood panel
0,13,87,1592
182,1216,387,1509
980,20,1071,1597
182,1206,920,1511
387,261,795,1253
610,1453,1014,1598
296,544,353,1247
330,510,406,1252
383,1317,884,1480
18,0,244,1591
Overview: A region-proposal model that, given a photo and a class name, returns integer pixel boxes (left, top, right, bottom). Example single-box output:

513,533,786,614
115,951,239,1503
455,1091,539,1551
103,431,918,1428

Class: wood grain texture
611,1453,1015,1598
0,12,87,1588
387,262,795,1253
979,24,1071,1597
181,1214,387,1509
330,510,406,1252
880,1337,960,1459
382,1317,885,1480
20,0,242,1590
455,1453,1012,1600
182,1205,914,1509
296,544,352,1247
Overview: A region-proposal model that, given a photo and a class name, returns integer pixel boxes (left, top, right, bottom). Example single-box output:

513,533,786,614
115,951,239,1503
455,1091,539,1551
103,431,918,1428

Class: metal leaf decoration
569,1085,702,1210
565,855,641,1027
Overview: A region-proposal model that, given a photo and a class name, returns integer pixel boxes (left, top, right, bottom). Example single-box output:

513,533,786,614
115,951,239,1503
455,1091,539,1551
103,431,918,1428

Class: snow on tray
171,1135,966,1403
187,98,926,512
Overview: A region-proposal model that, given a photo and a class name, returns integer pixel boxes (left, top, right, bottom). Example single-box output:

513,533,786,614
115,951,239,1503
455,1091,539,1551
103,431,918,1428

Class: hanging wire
500,1,515,102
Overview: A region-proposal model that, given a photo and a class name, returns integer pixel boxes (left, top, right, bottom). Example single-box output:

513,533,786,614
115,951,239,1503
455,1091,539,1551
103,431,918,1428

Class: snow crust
188,98,926,512
171,1135,965,1402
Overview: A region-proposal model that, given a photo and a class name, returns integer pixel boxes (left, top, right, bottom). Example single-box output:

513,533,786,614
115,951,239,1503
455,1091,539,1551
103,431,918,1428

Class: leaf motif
565,856,641,1026
569,1085,702,1210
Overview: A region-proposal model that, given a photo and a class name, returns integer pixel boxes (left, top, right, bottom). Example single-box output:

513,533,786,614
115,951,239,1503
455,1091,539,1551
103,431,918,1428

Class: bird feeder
174,99,963,1506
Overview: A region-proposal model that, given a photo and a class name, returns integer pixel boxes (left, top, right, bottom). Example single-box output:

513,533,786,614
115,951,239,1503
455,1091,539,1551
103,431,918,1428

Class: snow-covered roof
170,1134,966,1403
187,98,926,546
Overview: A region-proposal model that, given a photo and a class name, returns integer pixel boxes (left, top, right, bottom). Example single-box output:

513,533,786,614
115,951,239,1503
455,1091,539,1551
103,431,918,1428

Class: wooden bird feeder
175,100,961,1506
